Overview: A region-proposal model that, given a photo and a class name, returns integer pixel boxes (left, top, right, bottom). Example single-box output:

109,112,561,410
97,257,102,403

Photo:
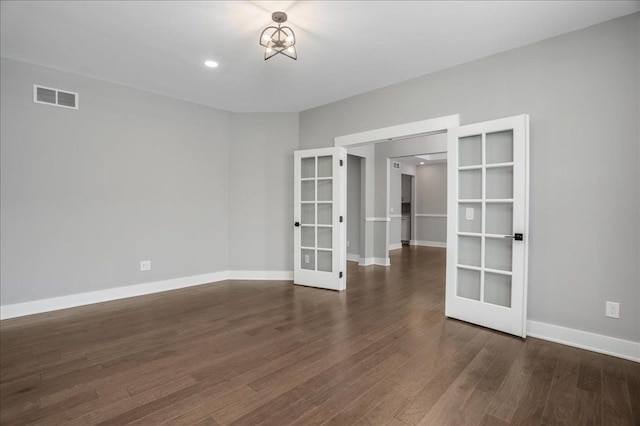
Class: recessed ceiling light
420,162,425,165
204,60,219,68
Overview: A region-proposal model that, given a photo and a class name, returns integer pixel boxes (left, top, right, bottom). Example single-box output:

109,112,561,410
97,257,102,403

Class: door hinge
339,159,344,166
339,216,343,223
339,271,343,278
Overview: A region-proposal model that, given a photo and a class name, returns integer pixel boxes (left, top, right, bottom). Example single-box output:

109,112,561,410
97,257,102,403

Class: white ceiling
1,1,638,113
394,154,448,168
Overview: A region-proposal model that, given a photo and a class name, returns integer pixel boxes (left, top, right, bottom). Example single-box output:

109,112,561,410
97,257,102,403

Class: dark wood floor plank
417,335,500,425
394,329,492,425
1,246,637,426
571,388,602,426
540,345,581,425
601,366,634,425
484,338,547,422
623,359,640,425
508,341,561,425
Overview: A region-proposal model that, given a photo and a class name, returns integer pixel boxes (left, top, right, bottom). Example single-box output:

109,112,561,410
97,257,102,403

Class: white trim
334,115,460,147
389,214,402,219
227,271,293,280
415,213,447,218
388,242,403,251
365,217,390,222
373,257,391,266
358,257,374,266
412,240,447,248
347,253,360,262
527,320,640,362
1,272,228,320
0,271,295,320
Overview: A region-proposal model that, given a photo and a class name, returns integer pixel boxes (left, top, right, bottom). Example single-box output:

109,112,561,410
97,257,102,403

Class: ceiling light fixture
204,60,219,68
259,11,297,61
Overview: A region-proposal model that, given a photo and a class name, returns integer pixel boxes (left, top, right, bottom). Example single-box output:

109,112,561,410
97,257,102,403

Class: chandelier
259,11,297,61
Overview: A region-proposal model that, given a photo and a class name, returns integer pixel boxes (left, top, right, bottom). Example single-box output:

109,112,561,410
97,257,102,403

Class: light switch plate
466,207,474,220
140,260,151,271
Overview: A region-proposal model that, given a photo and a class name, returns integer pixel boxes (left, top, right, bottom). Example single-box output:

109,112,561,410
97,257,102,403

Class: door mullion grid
480,132,487,303
314,156,318,271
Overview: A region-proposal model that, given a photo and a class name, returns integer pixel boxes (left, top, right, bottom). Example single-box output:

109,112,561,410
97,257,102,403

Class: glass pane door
300,155,334,273
446,115,529,338
294,147,346,291
456,130,514,307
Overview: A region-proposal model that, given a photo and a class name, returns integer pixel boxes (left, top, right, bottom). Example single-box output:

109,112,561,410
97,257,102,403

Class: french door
445,115,529,337
293,147,347,291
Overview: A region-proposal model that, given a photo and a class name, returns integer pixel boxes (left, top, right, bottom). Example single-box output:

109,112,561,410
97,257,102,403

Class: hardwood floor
1,246,638,425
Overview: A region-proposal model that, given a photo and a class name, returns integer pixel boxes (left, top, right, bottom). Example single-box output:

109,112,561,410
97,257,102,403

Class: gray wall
299,14,640,342
227,113,298,271
415,163,447,243
346,154,362,257
1,57,231,305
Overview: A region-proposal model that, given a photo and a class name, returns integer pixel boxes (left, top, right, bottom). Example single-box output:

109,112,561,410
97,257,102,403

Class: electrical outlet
347,240,351,248
304,255,310,264
605,301,620,319
140,260,151,271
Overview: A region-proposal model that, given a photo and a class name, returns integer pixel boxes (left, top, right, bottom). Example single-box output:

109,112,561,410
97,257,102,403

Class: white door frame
334,115,460,266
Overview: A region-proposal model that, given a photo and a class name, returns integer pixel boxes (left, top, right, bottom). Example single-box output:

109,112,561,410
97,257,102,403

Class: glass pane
317,156,333,178
486,167,513,199
458,236,481,267
301,157,315,178
317,180,332,201
484,272,512,307
301,181,315,202
317,203,332,225
301,226,315,248
457,268,480,301
459,135,482,167
318,250,332,272
485,238,512,271
486,203,513,235
317,227,332,249
301,249,315,270
459,169,481,200
458,202,482,233
301,204,315,224
486,130,513,164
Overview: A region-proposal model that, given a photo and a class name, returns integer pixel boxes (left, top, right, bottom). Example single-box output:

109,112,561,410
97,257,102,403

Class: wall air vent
33,85,79,109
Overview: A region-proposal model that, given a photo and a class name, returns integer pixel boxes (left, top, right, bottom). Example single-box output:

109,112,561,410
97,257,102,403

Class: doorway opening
295,113,530,338
387,153,447,264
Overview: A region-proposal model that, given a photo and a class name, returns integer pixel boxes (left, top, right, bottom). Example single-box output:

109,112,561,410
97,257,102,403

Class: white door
445,115,530,337
294,147,347,291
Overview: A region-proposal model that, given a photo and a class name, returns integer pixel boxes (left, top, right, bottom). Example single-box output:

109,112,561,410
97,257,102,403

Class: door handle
504,233,523,241
294,222,300,227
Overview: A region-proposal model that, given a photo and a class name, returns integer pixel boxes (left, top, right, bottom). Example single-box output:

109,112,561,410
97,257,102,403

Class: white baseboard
227,271,293,280
412,240,447,248
373,257,391,266
0,270,294,320
359,257,374,266
347,253,360,263
527,320,640,362
388,243,403,251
